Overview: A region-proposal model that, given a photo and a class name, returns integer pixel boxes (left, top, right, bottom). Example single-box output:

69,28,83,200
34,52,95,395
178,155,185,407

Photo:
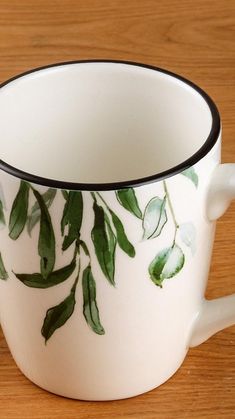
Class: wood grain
0,0,235,417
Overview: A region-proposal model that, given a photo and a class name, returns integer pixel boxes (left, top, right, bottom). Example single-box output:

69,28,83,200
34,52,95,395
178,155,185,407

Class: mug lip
0,59,221,191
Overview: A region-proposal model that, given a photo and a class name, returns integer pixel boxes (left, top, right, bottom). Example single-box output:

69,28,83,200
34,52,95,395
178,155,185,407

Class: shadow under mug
0,60,234,400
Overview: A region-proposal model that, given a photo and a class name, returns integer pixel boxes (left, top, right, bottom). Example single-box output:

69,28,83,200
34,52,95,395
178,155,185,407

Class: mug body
0,61,220,400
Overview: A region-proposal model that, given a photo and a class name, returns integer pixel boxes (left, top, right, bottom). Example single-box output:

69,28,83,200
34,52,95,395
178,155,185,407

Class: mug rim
0,59,221,191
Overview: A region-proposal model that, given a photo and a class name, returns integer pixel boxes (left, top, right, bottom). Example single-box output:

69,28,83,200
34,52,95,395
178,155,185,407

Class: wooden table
0,1,235,418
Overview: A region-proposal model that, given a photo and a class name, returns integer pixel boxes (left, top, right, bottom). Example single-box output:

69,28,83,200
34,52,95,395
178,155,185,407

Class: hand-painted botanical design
0,167,198,341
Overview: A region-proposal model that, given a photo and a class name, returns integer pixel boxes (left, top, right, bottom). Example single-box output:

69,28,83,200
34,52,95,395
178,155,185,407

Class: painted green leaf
0,183,5,208
116,189,142,219
0,200,5,229
149,245,185,287
181,168,198,188
110,210,135,257
61,191,83,251
33,190,55,279
0,252,8,280
61,190,69,200
82,265,105,335
91,201,116,285
41,289,76,342
9,181,29,240
15,258,76,288
143,196,167,240
179,222,196,255
78,239,90,256
27,188,56,236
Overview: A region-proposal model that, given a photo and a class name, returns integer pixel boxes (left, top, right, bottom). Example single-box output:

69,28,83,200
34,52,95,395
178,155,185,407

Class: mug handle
190,163,235,347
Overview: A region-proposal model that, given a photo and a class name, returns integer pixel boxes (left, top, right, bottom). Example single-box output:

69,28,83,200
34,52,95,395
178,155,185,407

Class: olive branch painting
0,167,198,342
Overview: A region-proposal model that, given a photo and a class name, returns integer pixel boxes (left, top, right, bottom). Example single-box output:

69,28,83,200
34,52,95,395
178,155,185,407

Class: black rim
0,59,220,191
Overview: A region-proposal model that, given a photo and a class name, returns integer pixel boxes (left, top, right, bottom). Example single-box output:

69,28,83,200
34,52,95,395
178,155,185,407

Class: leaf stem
90,192,97,203
71,256,81,294
172,225,178,247
94,191,114,223
61,190,69,200
73,240,79,260
163,180,179,247
78,239,91,258
96,192,111,212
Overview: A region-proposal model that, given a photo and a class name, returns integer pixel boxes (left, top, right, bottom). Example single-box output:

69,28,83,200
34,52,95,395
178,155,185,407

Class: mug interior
0,61,218,187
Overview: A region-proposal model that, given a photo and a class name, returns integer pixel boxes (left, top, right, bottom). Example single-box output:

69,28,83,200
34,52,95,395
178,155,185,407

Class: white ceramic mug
0,61,234,401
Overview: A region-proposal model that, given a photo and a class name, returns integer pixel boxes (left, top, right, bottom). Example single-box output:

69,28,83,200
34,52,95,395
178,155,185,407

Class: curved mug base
13,356,187,401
